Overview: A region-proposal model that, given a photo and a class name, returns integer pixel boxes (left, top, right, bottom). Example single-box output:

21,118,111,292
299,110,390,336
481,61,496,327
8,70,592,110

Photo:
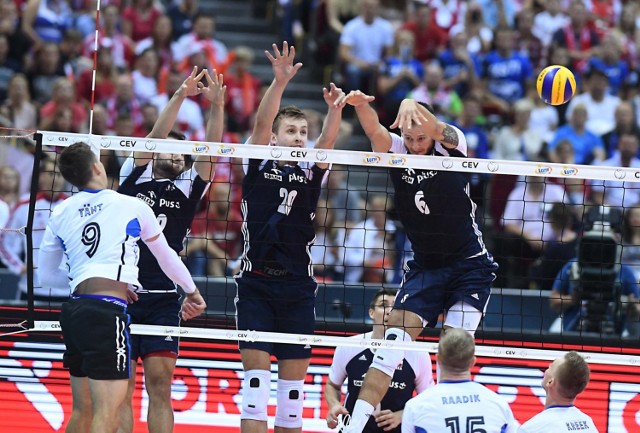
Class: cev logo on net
388,156,406,166
218,145,235,155
535,165,552,175
364,154,381,165
193,144,210,154
561,166,579,176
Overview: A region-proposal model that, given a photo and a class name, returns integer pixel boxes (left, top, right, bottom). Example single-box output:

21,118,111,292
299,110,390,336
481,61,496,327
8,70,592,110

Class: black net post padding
25,132,43,329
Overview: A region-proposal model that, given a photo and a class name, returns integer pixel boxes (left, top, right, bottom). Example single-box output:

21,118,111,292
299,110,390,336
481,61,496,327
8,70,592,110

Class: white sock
345,400,374,433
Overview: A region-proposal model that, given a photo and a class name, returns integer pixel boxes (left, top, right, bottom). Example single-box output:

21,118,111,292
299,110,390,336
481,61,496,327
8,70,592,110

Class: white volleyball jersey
402,380,519,433
519,405,599,433
40,189,162,291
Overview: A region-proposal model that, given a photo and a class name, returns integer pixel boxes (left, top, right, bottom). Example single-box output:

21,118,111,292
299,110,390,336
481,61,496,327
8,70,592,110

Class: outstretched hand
322,82,345,108
181,289,207,320
390,99,430,131
334,90,375,108
199,69,226,107
179,66,206,98
265,41,302,84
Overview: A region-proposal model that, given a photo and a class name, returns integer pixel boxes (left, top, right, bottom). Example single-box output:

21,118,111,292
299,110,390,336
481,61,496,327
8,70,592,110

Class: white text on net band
31,320,640,366
38,130,640,182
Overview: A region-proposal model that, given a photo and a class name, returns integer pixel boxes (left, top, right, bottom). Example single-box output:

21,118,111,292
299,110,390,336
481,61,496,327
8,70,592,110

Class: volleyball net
1,129,634,362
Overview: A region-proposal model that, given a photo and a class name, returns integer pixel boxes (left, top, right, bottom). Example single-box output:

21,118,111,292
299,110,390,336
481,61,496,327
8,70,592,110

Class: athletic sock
344,400,374,433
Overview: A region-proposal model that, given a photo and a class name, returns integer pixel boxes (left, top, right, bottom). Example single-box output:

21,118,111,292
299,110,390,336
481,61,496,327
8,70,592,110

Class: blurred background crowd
2,0,640,301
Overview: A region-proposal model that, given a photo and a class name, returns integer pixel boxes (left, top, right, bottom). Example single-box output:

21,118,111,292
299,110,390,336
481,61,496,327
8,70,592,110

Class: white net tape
38,130,640,182
31,321,640,366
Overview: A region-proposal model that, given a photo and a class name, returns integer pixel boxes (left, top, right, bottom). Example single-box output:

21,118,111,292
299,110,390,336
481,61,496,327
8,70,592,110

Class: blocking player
235,41,345,433
325,288,433,433
37,142,205,433
519,352,598,432
117,66,224,433
402,328,519,433
335,91,498,433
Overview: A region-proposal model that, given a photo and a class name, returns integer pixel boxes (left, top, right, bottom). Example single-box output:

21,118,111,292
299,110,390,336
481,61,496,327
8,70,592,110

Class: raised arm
391,99,460,149
247,42,302,146
133,67,206,166
194,69,226,181
337,90,392,152
313,83,345,169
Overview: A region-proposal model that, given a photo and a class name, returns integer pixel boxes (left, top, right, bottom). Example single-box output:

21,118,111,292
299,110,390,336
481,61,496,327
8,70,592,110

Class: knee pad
275,379,304,429
444,302,483,336
370,328,411,378
240,370,270,422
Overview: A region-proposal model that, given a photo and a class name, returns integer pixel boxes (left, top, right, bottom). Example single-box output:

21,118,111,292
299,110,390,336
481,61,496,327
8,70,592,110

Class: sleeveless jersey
39,189,162,291
239,159,326,277
328,333,433,433
118,157,208,292
519,405,599,433
388,130,488,268
402,380,519,433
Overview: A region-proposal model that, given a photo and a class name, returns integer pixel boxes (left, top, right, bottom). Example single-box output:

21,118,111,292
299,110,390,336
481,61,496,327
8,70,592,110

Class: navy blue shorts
128,292,181,360
395,255,498,327
235,273,317,359
61,296,131,380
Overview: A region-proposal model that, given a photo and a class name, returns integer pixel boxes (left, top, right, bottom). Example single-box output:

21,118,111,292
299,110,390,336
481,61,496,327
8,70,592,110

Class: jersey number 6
81,222,101,258
414,191,431,214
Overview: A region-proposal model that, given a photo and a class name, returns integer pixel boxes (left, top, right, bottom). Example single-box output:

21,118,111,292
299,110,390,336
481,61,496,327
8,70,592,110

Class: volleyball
536,65,576,106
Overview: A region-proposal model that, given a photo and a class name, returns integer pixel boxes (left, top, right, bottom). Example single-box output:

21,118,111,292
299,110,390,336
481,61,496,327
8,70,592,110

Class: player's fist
182,289,206,320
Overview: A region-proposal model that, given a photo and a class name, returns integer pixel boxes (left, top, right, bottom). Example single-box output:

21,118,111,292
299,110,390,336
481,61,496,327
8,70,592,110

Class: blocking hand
265,41,302,84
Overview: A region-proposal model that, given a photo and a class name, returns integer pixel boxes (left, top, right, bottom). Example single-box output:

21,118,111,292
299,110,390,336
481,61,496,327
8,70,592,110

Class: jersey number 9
81,222,101,258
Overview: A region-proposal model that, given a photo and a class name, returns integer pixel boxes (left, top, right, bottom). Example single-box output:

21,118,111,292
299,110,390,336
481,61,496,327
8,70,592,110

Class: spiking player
37,142,205,433
335,91,498,433
117,66,224,433
325,289,433,433
235,41,345,433
402,329,519,433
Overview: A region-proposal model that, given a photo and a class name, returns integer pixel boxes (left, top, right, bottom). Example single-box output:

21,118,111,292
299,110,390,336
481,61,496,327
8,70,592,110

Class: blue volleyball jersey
328,333,433,433
239,159,327,277
388,130,488,268
118,157,209,292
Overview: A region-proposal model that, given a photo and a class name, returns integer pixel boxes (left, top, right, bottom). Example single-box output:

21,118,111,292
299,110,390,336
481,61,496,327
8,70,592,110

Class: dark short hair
369,288,397,309
556,351,590,399
438,328,475,373
272,105,306,133
417,101,435,115
168,130,186,141
58,142,96,189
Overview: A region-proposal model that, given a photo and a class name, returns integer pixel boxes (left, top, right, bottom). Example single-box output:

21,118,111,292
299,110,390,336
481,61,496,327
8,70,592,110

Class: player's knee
444,302,483,336
370,328,412,378
275,379,304,429
241,369,270,422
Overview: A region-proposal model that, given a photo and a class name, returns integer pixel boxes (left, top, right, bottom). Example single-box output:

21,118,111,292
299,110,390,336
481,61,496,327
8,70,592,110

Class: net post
25,132,44,329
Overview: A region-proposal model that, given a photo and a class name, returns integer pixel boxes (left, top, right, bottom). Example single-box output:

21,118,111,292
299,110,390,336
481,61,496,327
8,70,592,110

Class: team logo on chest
402,168,438,185
264,167,283,181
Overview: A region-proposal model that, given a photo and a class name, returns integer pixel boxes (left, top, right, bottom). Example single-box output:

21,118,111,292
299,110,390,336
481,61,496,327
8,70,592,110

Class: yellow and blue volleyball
536,65,576,106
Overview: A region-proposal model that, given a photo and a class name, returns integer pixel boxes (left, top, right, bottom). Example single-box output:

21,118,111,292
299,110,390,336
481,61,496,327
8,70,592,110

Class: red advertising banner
0,338,639,432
